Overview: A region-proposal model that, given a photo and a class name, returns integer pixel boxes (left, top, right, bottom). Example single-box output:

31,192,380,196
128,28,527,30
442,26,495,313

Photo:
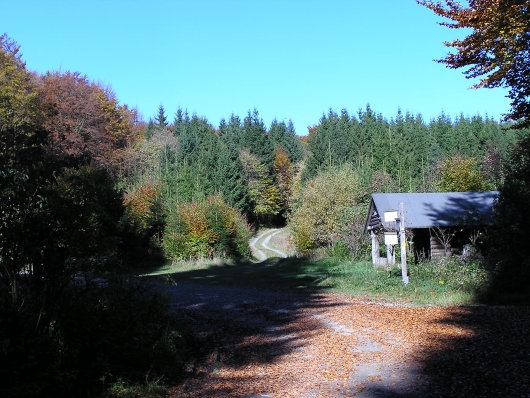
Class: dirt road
163,281,423,397
154,231,529,397
250,229,288,262
159,276,529,398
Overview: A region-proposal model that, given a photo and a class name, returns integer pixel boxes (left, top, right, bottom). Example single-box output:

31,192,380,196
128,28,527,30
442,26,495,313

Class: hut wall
430,236,448,258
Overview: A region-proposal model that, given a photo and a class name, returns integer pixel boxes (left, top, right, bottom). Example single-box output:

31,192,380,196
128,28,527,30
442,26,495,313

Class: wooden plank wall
430,236,450,258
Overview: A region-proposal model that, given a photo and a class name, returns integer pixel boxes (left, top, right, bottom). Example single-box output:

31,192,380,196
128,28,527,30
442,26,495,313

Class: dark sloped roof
364,191,498,233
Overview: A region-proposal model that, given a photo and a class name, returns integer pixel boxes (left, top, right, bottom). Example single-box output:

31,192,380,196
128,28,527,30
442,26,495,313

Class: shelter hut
364,191,498,265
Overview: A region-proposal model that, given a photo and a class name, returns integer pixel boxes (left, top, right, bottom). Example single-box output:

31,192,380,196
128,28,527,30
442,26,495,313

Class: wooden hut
364,191,498,265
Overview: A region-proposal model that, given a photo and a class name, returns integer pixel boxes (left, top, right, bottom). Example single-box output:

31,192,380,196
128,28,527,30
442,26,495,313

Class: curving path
250,228,288,262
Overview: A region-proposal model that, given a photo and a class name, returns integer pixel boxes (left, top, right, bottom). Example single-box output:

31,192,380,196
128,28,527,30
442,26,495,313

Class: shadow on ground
334,305,530,398
142,258,530,397
142,257,344,396
419,306,529,397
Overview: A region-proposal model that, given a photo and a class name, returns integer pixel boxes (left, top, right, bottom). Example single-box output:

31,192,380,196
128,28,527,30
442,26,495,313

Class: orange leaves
39,71,142,174
418,0,530,126
274,147,293,212
123,182,161,223
180,201,218,245
168,280,529,397
162,196,252,262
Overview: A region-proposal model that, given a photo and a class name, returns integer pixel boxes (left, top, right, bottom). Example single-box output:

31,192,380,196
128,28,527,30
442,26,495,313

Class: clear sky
1,0,511,135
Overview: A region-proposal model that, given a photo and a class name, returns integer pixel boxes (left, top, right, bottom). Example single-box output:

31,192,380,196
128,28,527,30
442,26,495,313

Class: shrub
123,181,165,236
289,164,367,254
163,196,251,262
437,155,490,192
412,256,489,292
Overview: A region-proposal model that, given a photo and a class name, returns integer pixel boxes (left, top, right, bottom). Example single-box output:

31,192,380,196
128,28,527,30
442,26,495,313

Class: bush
412,256,489,292
485,135,530,302
289,164,367,254
163,196,251,262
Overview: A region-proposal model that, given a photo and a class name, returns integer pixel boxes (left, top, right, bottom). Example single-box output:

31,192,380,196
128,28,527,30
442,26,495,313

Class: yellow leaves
123,181,161,225
437,155,489,192
289,163,365,251
163,195,251,261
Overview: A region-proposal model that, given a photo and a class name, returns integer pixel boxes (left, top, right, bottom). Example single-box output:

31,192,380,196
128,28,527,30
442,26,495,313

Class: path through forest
250,229,289,262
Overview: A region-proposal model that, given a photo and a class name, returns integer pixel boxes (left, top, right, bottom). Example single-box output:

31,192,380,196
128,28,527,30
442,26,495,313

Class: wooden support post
370,230,380,266
386,245,395,265
371,229,388,268
399,202,409,284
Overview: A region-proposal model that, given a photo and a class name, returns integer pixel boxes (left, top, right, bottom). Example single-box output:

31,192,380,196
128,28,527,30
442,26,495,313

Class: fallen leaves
168,287,529,397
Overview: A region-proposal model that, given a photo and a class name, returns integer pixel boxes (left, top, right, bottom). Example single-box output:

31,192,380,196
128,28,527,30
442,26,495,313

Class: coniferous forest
2,23,530,397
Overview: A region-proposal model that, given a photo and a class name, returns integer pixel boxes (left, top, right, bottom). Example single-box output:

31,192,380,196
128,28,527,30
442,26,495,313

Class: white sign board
384,232,398,245
384,210,398,222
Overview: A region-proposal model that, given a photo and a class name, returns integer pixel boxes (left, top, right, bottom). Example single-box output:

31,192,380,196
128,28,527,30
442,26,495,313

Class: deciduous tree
39,72,142,174
419,0,530,127
289,164,366,252
437,155,490,192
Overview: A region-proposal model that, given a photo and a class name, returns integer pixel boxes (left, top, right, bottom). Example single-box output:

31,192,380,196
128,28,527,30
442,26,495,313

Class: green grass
145,256,488,306
323,260,485,305
105,377,168,398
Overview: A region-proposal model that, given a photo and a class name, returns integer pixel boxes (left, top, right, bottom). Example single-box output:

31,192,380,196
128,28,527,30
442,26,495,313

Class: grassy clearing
148,255,487,306
105,377,168,398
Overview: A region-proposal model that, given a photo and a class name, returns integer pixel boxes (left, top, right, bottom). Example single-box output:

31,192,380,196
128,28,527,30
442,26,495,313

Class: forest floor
150,230,530,397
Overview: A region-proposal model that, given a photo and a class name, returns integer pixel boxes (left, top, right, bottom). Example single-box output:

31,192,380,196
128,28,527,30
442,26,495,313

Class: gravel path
250,229,288,262
261,230,288,259
249,234,267,262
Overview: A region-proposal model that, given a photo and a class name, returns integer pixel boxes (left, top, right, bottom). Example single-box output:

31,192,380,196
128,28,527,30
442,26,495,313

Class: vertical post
370,230,380,266
399,202,409,284
386,245,392,265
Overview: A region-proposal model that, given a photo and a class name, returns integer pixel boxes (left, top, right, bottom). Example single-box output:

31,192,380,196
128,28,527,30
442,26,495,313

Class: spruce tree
155,104,168,128
215,143,250,213
242,109,274,172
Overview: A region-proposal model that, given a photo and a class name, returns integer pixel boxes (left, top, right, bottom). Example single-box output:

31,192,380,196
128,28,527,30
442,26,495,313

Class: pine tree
242,109,274,172
219,114,243,148
215,143,250,213
145,119,156,139
155,104,168,128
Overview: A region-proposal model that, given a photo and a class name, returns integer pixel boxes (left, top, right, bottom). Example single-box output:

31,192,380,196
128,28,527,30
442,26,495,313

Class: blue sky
1,0,510,135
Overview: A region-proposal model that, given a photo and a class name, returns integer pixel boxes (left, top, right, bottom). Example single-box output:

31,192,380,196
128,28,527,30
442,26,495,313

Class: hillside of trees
133,104,523,257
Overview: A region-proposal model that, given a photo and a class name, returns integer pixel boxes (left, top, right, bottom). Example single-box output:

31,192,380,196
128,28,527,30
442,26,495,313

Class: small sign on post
384,232,398,245
384,210,398,222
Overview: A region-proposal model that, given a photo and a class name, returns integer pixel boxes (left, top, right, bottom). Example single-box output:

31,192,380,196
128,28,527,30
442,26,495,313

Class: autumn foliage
289,164,367,253
123,181,164,237
437,155,490,192
39,71,142,173
419,0,530,126
163,196,252,261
